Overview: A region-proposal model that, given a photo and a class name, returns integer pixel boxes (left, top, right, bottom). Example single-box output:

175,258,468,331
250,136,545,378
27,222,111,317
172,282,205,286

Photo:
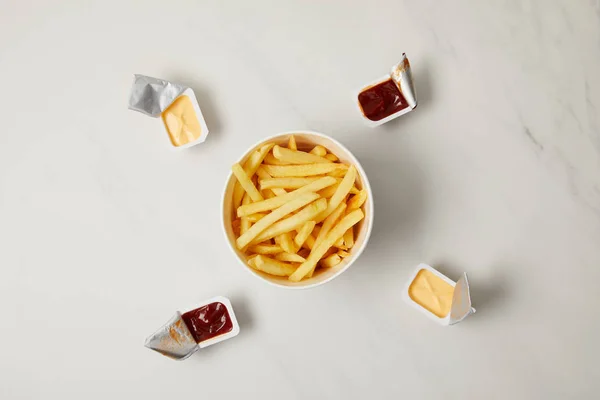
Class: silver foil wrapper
144,312,198,360
128,75,186,117
449,273,476,325
390,53,418,110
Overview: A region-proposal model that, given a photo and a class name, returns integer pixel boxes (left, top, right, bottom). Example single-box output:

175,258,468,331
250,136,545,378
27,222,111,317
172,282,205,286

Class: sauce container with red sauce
144,296,240,360
356,53,418,127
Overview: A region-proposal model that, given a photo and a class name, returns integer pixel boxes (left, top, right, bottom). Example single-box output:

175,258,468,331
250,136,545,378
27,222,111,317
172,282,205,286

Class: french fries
236,192,320,250
251,255,297,276
230,136,368,281
237,176,335,217
273,145,332,164
263,163,347,177
232,163,264,203
289,209,365,281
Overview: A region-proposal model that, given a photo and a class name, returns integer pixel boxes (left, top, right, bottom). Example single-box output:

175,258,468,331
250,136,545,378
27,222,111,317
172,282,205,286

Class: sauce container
356,53,417,127
403,264,475,326
128,75,210,150
144,296,240,360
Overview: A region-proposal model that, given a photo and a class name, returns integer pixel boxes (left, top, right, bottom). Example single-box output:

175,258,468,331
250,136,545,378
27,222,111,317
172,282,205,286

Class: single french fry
237,176,335,217
236,192,320,250
246,213,267,223
279,232,296,253
253,198,327,244
252,255,297,277
247,244,283,255
314,202,347,250
309,145,327,157
324,153,338,162
334,236,345,248
275,252,306,263
260,177,321,190
232,163,264,203
233,144,274,209
350,186,360,195
294,221,316,248
347,190,367,211
288,135,297,151
263,163,347,178
263,153,289,165
344,227,354,248
272,188,287,196
318,183,339,198
321,254,342,268
273,145,332,165
337,250,351,258
317,165,356,222
289,209,364,281
241,193,252,235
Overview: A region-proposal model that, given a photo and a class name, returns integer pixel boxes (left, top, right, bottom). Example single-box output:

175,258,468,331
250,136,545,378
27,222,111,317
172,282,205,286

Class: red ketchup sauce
358,79,408,121
181,302,233,343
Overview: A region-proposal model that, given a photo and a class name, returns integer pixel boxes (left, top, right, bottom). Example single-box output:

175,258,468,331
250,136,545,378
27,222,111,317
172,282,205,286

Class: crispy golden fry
344,227,354,248
232,163,264,203
253,198,327,244
294,221,316,248
273,145,332,165
263,153,289,165
289,209,364,281
247,244,283,255
275,252,306,263
337,250,351,258
252,255,297,276
324,153,338,162
263,163,347,178
314,202,346,250
241,193,252,234
348,190,367,211
237,176,335,217
321,254,342,268
246,213,267,222
236,192,320,250
272,188,287,196
309,145,327,157
279,232,296,253
233,144,274,209
288,135,297,151
260,177,321,190
317,165,356,222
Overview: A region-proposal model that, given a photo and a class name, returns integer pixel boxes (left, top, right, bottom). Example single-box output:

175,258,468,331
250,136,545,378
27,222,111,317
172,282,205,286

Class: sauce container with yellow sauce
128,75,209,150
403,264,475,325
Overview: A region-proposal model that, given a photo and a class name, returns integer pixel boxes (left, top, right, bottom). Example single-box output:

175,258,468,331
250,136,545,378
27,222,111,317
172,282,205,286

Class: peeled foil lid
128,75,187,117
390,53,418,110
144,312,198,360
449,273,476,325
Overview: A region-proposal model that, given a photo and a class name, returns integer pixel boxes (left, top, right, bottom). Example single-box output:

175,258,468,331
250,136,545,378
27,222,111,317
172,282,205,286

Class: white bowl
222,131,374,289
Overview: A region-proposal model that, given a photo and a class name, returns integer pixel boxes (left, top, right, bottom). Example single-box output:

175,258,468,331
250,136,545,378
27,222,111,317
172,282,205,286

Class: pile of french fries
230,135,367,282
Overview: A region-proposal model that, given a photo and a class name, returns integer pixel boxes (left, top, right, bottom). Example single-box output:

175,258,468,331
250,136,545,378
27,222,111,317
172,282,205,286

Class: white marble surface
1,1,600,398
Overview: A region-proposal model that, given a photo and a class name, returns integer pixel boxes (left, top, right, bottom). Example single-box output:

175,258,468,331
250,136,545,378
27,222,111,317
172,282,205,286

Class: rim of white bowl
221,130,374,289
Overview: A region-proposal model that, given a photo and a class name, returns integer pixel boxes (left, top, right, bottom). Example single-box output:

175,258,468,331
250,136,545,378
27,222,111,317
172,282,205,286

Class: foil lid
449,273,476,325
390,53,418,110
128,75,186,117
144,312,198,360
